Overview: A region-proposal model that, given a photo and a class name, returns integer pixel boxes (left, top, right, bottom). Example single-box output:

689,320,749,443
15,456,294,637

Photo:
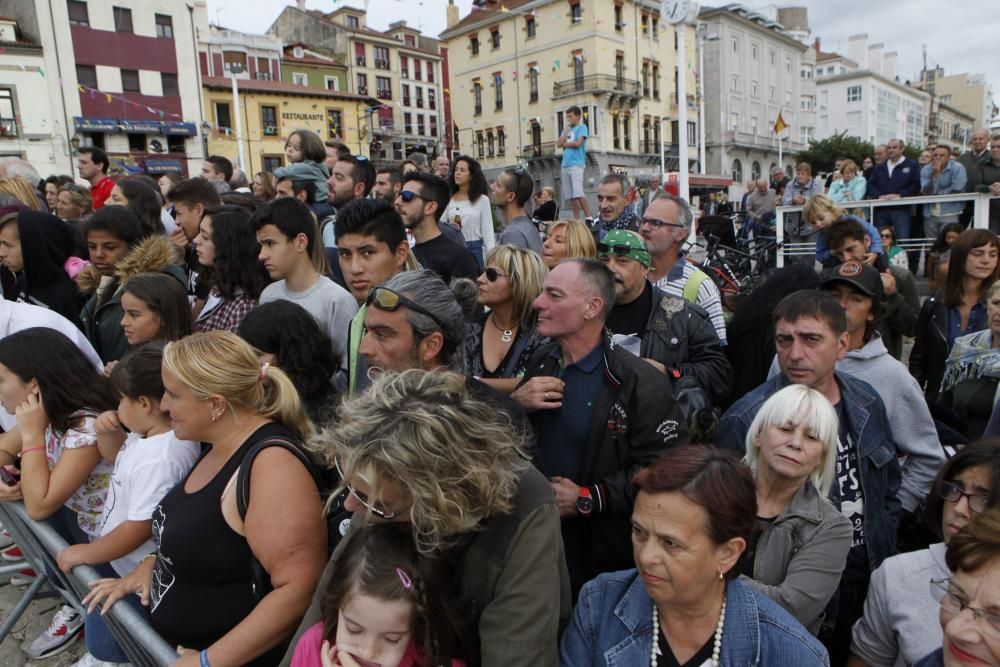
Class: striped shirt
653,259,727,344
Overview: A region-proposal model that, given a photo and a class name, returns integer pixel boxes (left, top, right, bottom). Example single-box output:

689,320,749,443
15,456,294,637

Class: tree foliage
795,132,923,172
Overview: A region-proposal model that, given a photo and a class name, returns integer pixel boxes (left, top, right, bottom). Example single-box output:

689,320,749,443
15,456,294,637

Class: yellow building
440,0,697,185
202,76,379,174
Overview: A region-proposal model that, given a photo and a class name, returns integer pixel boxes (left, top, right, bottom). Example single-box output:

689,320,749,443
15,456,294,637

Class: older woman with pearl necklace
559,445,829,666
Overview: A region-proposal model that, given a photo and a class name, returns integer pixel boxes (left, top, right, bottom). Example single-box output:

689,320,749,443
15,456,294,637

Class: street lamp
228,62,246,173
696,23,719,175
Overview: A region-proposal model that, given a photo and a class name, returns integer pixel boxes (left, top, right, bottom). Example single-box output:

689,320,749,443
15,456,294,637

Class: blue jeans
86,562,147,662
466,239,485,272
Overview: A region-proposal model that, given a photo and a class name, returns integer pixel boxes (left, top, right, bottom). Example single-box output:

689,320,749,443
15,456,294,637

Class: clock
661,0,692,25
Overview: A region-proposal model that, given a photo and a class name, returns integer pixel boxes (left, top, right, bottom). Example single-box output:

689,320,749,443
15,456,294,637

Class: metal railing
773,191,998,268
552,74,641,98
0,502,177,666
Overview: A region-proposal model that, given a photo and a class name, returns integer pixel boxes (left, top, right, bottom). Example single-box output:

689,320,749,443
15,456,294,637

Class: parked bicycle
687,233,783,312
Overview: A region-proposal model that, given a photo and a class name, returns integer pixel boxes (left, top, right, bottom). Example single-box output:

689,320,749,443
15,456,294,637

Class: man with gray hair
640,193,727,343
0,158,41,187
745,178,776,228
959,128,991,176
595,173,636,234
514,258,688,594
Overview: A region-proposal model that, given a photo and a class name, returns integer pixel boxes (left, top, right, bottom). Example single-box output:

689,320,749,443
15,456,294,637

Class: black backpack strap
235,437,325,522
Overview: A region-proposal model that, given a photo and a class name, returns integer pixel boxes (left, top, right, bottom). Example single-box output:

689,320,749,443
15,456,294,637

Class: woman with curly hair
442,155,495,270
194,204,269,332
285,369,570,666
238,300,339,425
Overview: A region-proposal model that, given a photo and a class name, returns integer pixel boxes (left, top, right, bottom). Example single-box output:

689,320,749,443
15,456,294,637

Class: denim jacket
560,570,829,666
920,160,967,218
714,372,902,571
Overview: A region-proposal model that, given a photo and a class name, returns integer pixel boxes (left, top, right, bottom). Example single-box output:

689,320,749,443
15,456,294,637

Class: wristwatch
576,486,594,517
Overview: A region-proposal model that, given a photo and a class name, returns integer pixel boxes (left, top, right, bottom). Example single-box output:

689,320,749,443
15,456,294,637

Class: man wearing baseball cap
599,229,732,412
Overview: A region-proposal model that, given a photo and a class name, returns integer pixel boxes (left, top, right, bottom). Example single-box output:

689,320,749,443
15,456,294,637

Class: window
570,1,582,24
785,90,791,105
847,85,862,102
356,73,368,94
67,1,89,26
476,131,484,158
768,85,775,102
430,116,438,137
263,155,284,172
155,14,173,39
327,109,342,138
642,118,651,154
400,56,409,79
531,122,542,153
751,161,761,181
347,15,359,29
652,64,659,99
473,81,482,115
731,37,738,53
642,62,650,97
751,80,759,97
750,116,758,135
573,53,584,89
404,112,412,133
393,141,404,161
261,105,278,136
325,76,339,91
414,60,422,81
529,67,538,103
497,127,505,155
354,43,366,67
614,4,623,31
113,6,132,32
730,112,739,131
0,89,16,137
641,13,649,35
800,126,813,143
257,57,271,80
687,121,696,147
731,159,743,182
652,14,659,38
405,34,415,46
428,89,436,110
374,46,390,70
526,16,536,38
214,102,232,132
76,64,97,89
731,75,739,92
402,84,410,106
612,112,620,149
623,115,631,151
615,54,625,89
751,43,758,60
653,118,660,152
167,135,185,152
415,86,423,108
490,28,500,49
426,61,434,83
417,114,425,136
121,69,140,93
470,35,480,56
487,130,494,156
770,50,776,66
161,73,179,96
376,76,392,99
494,73,503,111
127,133,146,152
293,72,308,86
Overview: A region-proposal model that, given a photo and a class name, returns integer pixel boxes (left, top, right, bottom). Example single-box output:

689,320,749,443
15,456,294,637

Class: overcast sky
209,0,997,122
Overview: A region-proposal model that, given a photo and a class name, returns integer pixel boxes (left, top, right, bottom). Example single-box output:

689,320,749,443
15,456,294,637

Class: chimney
447,0,460,29
882,51,897,79
296,0,305,10
847,34,867,69
814,36,821,53
867,43,883,74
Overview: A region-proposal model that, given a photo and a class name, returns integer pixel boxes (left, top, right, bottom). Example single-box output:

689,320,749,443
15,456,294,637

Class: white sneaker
26,604,83,658
71,653,131,666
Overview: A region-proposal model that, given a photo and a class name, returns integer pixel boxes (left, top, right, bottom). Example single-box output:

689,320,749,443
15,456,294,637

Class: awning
73,116,118,133
162,122,197,136
119,120,163,134
142,158,184,174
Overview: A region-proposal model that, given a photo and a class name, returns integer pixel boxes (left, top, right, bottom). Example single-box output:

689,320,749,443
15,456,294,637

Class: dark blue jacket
866,158,921,199
560,571,829,666
713,372,902,571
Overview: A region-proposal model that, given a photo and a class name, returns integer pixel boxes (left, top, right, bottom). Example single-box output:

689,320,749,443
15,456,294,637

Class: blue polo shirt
537,342,605,480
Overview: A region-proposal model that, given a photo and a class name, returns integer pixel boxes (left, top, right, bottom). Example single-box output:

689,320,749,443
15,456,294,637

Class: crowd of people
0,118,995,667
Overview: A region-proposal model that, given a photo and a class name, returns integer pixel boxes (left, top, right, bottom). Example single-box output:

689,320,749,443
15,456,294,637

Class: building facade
699,4,808,192
270,5,445,163
199,23,282,82
281,42,348,92
6,0,206,177
202,76,378,174
916,67,997,132
928,100,975,153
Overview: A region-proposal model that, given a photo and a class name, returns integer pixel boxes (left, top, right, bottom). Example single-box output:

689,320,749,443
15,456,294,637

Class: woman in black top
84,331,326,667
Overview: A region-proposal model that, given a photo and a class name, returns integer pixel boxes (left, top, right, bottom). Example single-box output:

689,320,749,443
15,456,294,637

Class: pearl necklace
651,595,726,667
489,313,516,343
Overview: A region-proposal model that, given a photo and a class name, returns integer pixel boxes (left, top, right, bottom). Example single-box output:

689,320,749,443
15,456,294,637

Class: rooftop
202,76,375,103
439,0,534,38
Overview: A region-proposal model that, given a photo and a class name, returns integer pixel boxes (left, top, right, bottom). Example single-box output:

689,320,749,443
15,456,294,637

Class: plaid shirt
195,290,257,333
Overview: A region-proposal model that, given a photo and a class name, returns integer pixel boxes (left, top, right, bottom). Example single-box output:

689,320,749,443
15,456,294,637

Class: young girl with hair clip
291,524,467,667
58,343,200,665
274,129,331,204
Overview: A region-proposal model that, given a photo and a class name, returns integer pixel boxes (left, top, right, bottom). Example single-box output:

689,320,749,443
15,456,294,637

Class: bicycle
687,233,783,312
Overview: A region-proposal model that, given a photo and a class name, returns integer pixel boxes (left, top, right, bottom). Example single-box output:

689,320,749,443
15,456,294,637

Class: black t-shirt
607,281,653,337
742,515,778,577
655,626,714,667
412,233,480,284
832,400,870,584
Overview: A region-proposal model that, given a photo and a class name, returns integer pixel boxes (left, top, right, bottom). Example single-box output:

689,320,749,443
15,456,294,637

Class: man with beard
396,172,478,283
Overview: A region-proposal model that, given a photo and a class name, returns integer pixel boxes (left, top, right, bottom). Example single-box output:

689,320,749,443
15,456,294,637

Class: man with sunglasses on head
640,193,727,344
599,230,732,414
492,167,542,253
397,172,479,283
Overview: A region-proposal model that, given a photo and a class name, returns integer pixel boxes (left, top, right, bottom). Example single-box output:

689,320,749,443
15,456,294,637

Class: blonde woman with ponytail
84,331,327,667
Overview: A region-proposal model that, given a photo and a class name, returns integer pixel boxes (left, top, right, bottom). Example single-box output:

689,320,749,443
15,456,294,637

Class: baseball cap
820,260,884,302
598,229,650,268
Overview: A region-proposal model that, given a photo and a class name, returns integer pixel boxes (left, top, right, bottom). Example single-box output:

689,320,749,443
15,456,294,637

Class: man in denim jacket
920,145,968,241
714,289,902,665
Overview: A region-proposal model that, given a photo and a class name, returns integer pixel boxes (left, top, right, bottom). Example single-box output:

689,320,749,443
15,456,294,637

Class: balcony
724,130,803,153
553,74,641,100
356,56,366,66
376,89,392,100
669,93,696,109
520,142,556,159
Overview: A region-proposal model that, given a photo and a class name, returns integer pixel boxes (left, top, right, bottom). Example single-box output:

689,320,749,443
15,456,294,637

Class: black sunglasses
484,267,508,282
598,243,635,256
398,190,426,203
366,286,448,331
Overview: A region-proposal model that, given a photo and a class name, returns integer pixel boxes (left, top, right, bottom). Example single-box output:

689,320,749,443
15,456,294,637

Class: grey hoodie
768,336,944,512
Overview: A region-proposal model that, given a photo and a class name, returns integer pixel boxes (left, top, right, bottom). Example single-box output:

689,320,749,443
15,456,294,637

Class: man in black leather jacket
599,230,732,409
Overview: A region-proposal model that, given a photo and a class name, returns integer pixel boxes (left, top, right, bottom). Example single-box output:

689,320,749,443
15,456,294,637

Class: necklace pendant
501,329,513,343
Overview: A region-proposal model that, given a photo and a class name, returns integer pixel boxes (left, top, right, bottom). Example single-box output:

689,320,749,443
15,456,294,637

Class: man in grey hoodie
769,260,945,515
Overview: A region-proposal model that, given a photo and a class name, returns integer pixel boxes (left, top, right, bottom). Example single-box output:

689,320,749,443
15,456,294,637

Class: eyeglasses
598,243,637,256
398,190,426,204
484,267,508,282
639,217,685,230
930,578,1000,639
366,286,448,331
333,457,405,520
880,233,893,238
938,480,989,513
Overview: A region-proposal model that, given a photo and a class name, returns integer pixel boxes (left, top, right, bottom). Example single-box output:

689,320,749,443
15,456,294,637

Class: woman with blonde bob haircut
741,384,852,634
290,368,570,666
85,331,327,667
541,219,596,269
465,244,550,393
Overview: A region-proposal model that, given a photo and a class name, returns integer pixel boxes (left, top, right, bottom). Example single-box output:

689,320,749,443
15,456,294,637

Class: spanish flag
773,111,788,134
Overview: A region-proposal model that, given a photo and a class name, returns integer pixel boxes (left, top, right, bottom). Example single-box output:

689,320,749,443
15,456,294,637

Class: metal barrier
774,192,998,268
0,501,177,666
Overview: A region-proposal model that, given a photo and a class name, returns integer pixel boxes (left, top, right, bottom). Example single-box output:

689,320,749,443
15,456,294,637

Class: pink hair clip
259,363,269,382
395,567,412,590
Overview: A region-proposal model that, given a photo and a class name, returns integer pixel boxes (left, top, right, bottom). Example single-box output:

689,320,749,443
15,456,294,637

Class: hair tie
259,362,269,382
395,567,412,590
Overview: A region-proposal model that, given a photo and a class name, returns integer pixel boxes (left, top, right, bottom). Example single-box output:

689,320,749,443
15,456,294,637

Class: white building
699,4,809,193
814,33,929,148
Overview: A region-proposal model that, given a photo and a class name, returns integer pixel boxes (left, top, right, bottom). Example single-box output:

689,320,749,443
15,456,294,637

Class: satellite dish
149,139,165,153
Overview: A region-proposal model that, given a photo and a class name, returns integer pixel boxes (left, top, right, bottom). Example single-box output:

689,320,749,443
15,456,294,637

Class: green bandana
598,229,651,267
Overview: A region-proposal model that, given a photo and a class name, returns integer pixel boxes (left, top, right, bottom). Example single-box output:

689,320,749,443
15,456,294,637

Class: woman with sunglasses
879,226,910,270
849,439,1000,667
465,245,550,394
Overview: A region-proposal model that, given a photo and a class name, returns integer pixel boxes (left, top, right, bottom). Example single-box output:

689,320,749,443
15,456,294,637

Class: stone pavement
0,578,87,666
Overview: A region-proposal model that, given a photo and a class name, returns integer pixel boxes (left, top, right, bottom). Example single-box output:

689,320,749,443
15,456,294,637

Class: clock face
661,0,691,24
